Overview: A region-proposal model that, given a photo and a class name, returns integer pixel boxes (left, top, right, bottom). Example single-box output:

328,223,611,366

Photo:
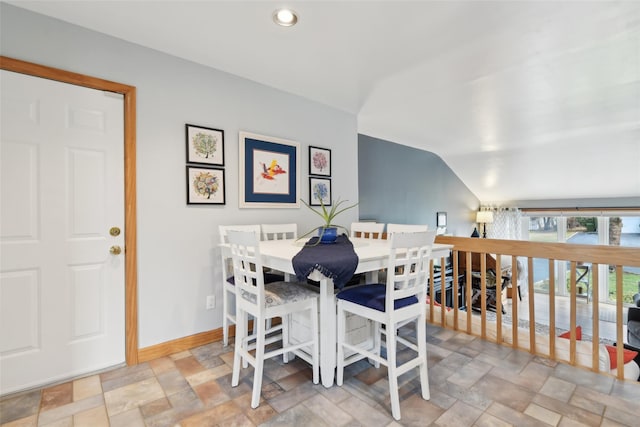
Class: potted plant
300,197,358,244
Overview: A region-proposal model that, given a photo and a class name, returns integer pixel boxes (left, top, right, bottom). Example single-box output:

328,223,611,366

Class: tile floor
2,324,639,427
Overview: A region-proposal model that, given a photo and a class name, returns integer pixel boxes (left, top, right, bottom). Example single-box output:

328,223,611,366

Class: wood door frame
1,56,139,365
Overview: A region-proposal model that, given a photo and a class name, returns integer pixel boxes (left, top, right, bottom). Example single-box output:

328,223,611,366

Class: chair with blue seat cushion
228,230,319,408
336,230,436,421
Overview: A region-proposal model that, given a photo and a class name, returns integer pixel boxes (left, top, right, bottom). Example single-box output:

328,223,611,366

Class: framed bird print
239,131,300,208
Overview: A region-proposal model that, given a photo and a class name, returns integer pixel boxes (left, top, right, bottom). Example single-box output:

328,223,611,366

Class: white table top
257,238,453,280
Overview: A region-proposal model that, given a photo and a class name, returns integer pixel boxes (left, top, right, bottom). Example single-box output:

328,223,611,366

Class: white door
0,70,125,394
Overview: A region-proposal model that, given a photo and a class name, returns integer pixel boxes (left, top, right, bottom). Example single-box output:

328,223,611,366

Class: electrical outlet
206,295,216,310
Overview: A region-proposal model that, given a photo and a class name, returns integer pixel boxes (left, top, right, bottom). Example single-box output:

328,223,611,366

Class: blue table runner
292,234,359,289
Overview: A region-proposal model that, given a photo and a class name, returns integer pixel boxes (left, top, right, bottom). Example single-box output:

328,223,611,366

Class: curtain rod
521,207,639,213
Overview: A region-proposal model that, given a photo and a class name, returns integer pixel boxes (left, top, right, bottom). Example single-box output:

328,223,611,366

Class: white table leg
319,277,336,387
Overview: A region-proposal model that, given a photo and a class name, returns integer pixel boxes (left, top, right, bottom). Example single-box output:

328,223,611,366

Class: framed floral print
186,124,224,166
309,146,331,176
186,166,225,205
239,131,300,208
309,177,331,206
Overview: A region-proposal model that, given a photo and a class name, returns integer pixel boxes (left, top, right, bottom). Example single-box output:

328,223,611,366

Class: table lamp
476,211,494,238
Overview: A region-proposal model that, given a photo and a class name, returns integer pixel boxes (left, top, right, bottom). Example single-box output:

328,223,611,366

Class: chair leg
251,317,266,409
417,317,430,400
231,309,247,387
223,288,230,347
373,320,381,369
386,322,401,421
310,301,319,384
282,315,290,363
336,302,346,386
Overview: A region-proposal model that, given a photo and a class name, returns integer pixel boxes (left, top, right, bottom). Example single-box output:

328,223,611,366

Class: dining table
222,236,453,387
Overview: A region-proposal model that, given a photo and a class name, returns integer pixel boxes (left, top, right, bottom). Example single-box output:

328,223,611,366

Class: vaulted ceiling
11,1,640,203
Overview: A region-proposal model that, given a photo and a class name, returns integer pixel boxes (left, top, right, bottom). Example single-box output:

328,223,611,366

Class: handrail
430,236,640,380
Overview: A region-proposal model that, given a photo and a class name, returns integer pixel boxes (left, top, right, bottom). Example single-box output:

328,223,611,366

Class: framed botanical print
186,166,225,205
309,177,331,206
309,146,331,176
239,131,300,208
186,124,224,166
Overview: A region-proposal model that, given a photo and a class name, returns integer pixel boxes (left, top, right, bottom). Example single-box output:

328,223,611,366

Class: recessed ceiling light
273,8,298,27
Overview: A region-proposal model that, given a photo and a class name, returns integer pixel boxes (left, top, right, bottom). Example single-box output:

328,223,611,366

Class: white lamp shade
476,211,494,224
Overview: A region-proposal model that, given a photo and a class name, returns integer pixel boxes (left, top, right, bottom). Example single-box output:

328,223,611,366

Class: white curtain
483,207,522,240
482,207,527,290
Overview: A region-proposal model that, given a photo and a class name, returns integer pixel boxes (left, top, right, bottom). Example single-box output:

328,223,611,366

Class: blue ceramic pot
318,226,338,244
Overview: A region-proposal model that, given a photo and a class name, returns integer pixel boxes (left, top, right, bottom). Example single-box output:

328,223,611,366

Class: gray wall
1,4,359,348
358,134,479,236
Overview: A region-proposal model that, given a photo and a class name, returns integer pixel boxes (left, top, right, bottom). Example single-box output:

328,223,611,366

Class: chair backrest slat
350,222,385,240
386,231,436,312
386,223,429,235
219,224,261,243
261,223,298,240
228,230,264,306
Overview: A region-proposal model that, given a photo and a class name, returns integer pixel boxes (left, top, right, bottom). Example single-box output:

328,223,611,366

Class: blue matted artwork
239,132,300,208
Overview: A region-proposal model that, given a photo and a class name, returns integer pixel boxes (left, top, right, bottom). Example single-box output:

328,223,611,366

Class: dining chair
219,224,283,346
386,223,429,235
336,230,436,421
261,223,298,241
350,222,385,240
228,230,319,408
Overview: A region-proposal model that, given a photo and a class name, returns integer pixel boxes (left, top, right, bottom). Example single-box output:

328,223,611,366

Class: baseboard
136,319,274,363
137,327,226,363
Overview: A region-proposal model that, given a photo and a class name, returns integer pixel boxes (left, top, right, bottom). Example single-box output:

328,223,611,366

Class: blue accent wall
358,134,479,236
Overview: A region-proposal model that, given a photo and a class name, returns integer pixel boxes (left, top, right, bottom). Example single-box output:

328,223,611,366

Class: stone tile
72,405,109,427
186,363,232,387
216,372,253,399
474,412,514,427
148,357,176,376
316,382,353,403
108,408,146,427
38,417,72,427
213,412,255,427
0,415,37,427
193,379,230,407
337,395,393,427
553,363,613,395
167,387,204,413
103,377,165,417
0,389,41,424
139,396,171,418
233,393,277,425
524,402,562,426
72,375,102,402
169,350,192,360
275,369,314,391
40,383,72,412
36,394,104,426
474,374,535,412
267,381,318,413
174,355,206,377
434,400,483,427
100,366,155,393
602,405,636,427
485,401,550,427
532,394,602,426
539,376,577,403
99,362,150,384
395,394,443,426
303,393,353,426
447,358,493,389
260,404,330,427
179,400,241,427
156,369,190,396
